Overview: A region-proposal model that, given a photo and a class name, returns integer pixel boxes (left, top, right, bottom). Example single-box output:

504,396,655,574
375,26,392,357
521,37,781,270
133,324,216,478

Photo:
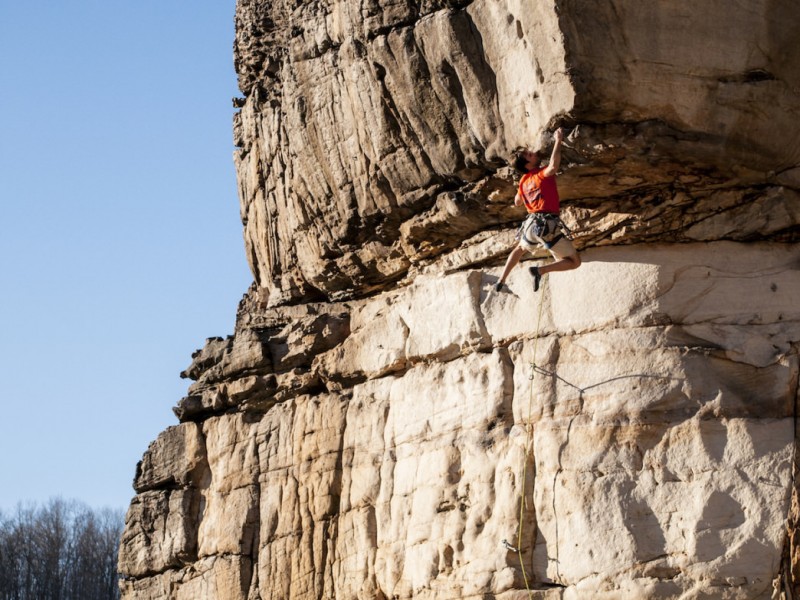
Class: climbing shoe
494,282,505,293
529,266,542,292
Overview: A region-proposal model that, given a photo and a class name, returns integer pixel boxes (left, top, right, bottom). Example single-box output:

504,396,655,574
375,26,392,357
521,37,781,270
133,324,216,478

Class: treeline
0,498,123,600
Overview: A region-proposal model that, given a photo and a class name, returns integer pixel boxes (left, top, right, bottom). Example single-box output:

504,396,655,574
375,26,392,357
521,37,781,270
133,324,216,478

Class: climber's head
513,149,541,173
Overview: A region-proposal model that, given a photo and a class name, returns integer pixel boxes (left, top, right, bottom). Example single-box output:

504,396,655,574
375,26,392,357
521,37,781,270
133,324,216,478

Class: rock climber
494,127,581,293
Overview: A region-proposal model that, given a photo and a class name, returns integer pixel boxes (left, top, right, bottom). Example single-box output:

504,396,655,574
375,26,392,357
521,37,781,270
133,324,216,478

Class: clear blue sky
0,1,252,512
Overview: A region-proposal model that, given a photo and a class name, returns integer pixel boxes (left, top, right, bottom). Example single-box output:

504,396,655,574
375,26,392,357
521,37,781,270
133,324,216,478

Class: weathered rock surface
119,0,800,598
232,0,800,305
120,242,800,599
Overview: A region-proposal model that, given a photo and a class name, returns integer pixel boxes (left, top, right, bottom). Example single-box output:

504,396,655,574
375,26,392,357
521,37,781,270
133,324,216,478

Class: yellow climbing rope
515,272,548,598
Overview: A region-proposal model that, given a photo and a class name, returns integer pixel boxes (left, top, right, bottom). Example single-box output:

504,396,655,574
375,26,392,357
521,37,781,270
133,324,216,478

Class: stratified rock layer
120,243,800,599
232,0,800,305
119,0,800,598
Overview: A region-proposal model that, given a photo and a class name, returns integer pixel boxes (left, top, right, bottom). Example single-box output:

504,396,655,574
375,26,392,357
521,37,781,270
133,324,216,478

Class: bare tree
0,499,123,600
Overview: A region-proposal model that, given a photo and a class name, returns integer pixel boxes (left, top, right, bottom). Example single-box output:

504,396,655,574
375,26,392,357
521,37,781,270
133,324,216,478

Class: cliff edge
119,1,800,598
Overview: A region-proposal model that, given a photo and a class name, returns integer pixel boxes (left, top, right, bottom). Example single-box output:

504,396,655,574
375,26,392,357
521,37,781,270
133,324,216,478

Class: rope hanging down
504,273,548,598
500,280,680,597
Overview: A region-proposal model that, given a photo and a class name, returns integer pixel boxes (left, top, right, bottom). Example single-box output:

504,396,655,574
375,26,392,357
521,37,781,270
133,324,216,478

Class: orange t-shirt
519,167,559,214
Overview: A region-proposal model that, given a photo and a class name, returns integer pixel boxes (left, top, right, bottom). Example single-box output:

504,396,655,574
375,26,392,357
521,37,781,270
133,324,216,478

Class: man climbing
494,127,581,293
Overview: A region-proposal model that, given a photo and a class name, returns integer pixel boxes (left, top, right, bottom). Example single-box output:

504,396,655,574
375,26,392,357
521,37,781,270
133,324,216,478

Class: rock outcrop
232,0,799,305
119,0,800,598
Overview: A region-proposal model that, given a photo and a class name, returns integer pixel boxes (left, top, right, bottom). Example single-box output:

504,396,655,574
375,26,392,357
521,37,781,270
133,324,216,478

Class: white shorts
542,236,577,260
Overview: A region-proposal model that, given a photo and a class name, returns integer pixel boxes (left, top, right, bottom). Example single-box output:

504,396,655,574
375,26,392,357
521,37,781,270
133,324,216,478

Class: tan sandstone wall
119,0,800,598
119,242,800,599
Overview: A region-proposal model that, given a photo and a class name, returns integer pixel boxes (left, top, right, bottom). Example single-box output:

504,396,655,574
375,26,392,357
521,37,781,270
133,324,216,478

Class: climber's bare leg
539,253,581,275
497,245,526,286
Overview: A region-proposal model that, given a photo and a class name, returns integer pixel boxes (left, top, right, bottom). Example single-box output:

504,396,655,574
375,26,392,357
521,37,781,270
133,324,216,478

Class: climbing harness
516,213,573,251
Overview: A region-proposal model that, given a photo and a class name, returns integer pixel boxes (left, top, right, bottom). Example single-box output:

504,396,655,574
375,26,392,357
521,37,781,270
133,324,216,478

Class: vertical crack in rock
785,342,800,596
550,412,578,586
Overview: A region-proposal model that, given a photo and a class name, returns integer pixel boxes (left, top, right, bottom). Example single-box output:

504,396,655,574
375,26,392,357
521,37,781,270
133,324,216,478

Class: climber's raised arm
542,127,563,178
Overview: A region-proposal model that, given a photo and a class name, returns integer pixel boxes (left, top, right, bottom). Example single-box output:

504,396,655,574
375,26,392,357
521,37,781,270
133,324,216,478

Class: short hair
512,150,540,174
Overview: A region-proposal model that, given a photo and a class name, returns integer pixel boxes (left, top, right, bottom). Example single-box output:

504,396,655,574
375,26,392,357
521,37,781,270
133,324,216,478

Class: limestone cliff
119,0,800,598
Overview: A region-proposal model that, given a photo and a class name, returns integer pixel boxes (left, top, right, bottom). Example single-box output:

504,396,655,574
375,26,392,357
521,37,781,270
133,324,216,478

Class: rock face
119,1,800,599
232,0,800,305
